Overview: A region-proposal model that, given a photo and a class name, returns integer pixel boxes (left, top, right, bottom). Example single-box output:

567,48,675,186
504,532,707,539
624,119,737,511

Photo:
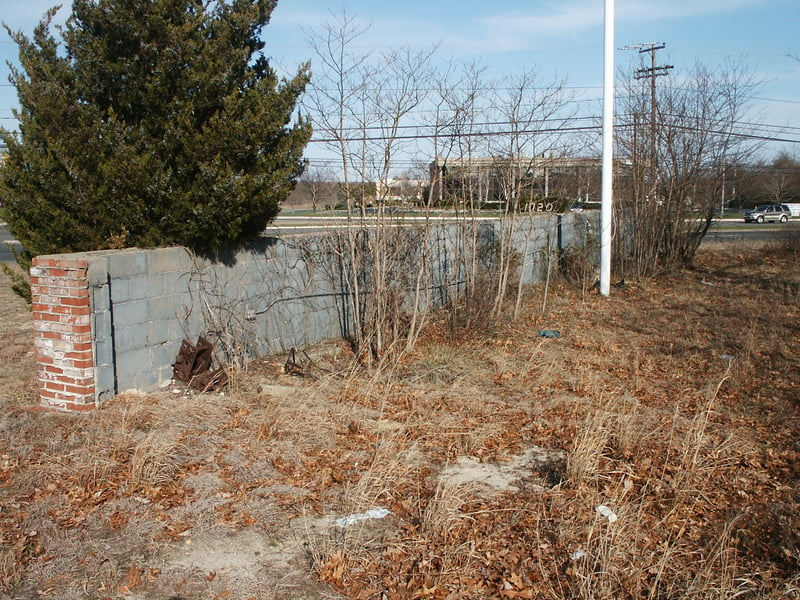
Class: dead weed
1,244,799,599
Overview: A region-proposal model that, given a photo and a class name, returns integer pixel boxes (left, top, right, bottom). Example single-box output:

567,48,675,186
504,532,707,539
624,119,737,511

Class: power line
308,123,600,144
305,111,800,144
306,121,800,146
305,110,800,136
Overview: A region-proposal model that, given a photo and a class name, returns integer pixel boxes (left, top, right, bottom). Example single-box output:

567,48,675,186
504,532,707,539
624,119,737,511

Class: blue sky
1,0,799,159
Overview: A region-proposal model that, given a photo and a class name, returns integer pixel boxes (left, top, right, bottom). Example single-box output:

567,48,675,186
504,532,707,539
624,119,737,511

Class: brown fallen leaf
118,565,143,593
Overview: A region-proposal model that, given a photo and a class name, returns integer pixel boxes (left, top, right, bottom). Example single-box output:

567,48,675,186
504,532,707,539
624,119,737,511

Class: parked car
743,204,792,223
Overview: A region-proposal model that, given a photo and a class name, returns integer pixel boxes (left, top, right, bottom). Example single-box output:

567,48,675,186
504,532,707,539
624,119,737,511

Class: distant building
376,177,427,204
429,156,617,209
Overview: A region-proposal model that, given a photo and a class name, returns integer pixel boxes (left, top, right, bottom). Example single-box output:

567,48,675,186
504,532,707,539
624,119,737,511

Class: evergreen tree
0,0,311,256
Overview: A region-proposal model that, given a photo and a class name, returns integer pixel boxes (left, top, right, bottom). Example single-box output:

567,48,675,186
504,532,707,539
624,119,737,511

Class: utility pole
623,43,672,202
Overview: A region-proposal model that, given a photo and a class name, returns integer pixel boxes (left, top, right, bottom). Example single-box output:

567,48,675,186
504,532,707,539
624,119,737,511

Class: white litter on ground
595,504,618,523
334,507,391,527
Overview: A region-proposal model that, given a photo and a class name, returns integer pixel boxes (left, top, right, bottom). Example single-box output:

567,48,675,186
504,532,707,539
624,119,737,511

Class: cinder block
113,299,149,327
93,314,111,344
146,322,176,346
127,274,161,300
151,272,182,300
107,251,149,278
150,342,178,376
114,324,149,353
94,336,113,366
91,292,111,319
94,360,116,401
148,247,190,273
115,347,157,390
109,278,132,303
147,295,178,322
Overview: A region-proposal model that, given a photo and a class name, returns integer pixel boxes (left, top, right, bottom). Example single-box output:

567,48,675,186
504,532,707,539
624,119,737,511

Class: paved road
702,220,800,244
263,213,498,236
267,215,800,243
2,218,796,263
0,222,21,263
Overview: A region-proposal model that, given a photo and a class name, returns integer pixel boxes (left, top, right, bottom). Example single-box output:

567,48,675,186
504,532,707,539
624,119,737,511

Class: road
0,222,21,263
266,215,800,243
262,213,498,236
702,220,800,244
2,217,797,263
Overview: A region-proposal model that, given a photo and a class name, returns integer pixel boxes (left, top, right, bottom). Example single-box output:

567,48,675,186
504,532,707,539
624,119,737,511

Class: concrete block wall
89,247,196,402
30,212,597,411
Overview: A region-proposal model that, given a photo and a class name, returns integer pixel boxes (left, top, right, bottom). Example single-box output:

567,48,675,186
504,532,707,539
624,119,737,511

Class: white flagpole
600,0,615,296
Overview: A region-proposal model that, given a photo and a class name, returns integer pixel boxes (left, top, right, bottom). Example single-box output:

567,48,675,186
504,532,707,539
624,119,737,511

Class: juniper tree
0,0,311,256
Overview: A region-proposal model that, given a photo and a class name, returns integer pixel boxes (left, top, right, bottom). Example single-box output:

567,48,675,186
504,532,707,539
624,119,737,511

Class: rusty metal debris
284,347,306,377
283,346,332,378
172,336,228,392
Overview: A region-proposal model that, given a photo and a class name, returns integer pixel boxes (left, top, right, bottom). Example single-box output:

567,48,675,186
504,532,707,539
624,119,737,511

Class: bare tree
484,69,575,318
305,13,437,363
615,59,762,276
766,152,800,204
298,165,337,212
768,168,791,204
304,12,373,358
363,44,437,359
303,11,371,210
426,64,579,325
427,59,492,331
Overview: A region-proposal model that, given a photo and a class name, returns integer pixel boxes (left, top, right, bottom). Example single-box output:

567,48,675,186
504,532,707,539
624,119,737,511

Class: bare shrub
768,226,800,282
560,243,600,298
444,274,501,337
615,59,762,276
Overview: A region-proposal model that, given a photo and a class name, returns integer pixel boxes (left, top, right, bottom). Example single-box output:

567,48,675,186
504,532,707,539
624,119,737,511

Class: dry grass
1,242,799,599
0,266,36,406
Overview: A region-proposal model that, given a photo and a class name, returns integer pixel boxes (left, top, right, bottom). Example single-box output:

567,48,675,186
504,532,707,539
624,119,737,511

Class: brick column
30,257,96,411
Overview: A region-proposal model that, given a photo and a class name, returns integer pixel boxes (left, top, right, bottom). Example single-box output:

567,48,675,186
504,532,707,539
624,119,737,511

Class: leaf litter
1,243,800,599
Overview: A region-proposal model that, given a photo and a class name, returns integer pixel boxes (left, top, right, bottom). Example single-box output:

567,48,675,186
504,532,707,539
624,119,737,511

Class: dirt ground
1,241,799,599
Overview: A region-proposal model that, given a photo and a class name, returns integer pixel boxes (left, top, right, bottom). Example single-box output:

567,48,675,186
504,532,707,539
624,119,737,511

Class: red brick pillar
30,257,96,411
